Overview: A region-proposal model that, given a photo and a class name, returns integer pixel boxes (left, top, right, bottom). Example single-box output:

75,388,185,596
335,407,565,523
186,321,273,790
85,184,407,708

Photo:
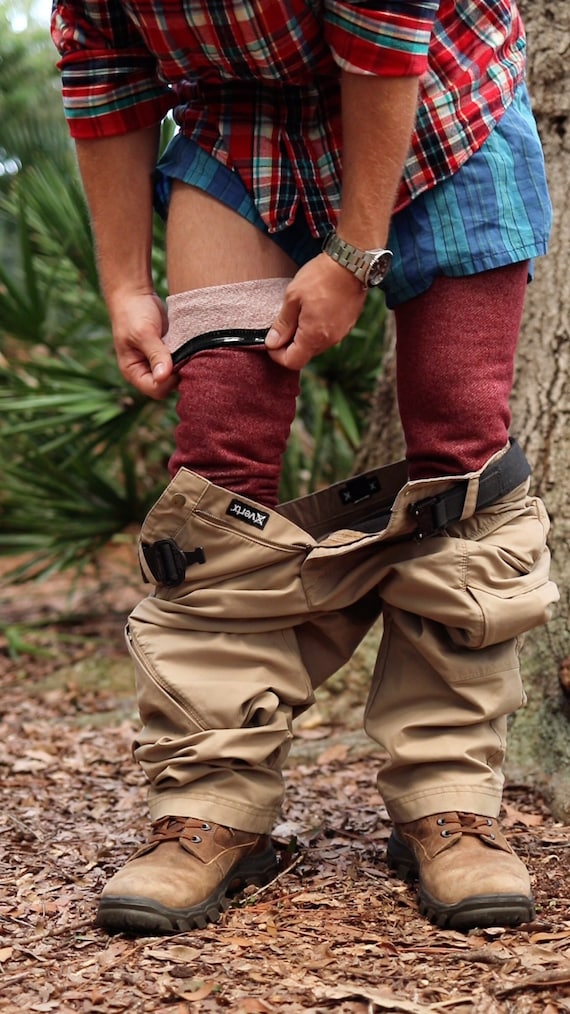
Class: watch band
322,232,392,287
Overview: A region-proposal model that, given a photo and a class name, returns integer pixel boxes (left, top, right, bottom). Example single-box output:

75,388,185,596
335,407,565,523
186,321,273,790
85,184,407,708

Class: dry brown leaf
495,964,570,996
234,999,276,1012
317,743,350,765
171,979,218,1002
515,943,569,969
539,834,570,848
12,758,55,773
501,801,544,827
289,890,341,906
435,1000,483,1010
312,982,434,1012
530,930,570,945
145,944,201,963
302,941,337,970
293,727,332,740
296,710,327,731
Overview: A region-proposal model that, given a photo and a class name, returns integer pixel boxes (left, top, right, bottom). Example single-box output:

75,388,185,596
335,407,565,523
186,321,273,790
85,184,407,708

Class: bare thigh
166,181,297,293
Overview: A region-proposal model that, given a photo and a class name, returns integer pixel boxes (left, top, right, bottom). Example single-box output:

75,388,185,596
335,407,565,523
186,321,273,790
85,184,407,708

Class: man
51,0,557,935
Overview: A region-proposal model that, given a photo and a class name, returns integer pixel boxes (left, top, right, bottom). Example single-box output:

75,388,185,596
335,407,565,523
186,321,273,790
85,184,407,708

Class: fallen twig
494,963,570,996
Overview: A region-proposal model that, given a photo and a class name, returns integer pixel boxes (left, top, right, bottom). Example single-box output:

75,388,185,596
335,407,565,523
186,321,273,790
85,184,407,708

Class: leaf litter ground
1,549,569,1014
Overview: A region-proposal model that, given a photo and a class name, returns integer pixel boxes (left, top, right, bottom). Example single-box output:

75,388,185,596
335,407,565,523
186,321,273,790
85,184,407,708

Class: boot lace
150,816,216,846
436,812,497,841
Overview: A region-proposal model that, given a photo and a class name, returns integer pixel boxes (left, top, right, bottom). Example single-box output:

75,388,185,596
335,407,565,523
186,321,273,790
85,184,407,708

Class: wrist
104,281,156,312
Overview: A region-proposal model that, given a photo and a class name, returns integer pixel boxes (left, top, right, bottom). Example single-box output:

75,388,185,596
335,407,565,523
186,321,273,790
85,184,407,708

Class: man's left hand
264,254,368,370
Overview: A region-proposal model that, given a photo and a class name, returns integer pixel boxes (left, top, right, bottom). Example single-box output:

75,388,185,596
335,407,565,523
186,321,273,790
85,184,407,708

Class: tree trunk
504,0,570,817
356,0,570,817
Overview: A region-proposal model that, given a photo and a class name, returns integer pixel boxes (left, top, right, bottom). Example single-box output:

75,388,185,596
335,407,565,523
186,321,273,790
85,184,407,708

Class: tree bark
504,0,570,816
356,0,570,816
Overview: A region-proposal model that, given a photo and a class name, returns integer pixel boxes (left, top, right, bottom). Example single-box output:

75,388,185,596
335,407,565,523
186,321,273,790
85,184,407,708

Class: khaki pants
128,448,557,831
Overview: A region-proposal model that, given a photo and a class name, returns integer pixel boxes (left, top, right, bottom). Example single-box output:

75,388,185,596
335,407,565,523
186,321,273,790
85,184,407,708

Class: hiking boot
97,816,278,935
387,812,535,930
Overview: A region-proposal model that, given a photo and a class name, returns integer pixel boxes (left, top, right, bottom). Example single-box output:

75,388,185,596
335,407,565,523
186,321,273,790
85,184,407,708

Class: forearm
337,71,419,249
74,125,174,400
75,125,161,311
267,71,420,370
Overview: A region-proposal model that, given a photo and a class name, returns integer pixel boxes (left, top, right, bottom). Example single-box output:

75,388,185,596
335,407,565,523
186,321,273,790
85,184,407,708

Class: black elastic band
171,328,269,369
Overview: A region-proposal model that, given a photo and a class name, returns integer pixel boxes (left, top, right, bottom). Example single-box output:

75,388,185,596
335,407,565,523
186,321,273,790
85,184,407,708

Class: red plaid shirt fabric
51,0,527,231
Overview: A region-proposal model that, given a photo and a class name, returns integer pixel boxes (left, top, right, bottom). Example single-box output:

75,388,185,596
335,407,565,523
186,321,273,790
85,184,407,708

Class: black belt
408,438,530,539
341,438,530,540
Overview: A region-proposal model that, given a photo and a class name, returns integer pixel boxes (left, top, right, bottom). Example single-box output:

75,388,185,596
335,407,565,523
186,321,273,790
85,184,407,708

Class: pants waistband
140,440,530,587
278,438,529,541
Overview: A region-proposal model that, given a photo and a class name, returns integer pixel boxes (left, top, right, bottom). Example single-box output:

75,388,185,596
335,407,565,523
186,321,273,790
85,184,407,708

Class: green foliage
0,159,175,580
0,2,67,186
2,623,56,659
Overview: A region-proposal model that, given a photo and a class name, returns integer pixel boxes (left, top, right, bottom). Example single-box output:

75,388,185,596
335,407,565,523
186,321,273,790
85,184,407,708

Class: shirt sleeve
51,0,175,139
323,0,440,77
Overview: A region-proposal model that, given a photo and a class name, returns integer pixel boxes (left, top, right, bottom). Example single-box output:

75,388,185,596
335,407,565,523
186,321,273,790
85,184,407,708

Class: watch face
366,251,392,286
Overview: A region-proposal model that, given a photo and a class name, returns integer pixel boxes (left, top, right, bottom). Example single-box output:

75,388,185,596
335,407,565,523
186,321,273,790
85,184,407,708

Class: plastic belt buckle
142,538,205,586
409,495,452,541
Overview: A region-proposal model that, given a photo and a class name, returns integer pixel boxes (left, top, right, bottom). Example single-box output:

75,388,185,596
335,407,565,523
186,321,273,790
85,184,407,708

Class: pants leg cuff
148,789,279,835
384,785,503,823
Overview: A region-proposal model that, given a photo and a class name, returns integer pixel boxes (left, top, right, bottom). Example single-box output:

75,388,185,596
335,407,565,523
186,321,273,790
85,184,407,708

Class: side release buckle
141,538,206,586
409,492,463,541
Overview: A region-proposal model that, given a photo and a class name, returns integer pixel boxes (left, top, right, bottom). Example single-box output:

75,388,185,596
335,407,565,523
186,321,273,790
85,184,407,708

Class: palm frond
0,193,49,340
1,160,100,298
0,443,161,580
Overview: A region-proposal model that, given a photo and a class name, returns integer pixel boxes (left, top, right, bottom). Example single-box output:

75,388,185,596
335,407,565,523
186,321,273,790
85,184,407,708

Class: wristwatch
322,231,392,288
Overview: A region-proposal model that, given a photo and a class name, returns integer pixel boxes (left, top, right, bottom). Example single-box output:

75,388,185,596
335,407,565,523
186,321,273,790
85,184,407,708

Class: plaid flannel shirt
51,0,527,233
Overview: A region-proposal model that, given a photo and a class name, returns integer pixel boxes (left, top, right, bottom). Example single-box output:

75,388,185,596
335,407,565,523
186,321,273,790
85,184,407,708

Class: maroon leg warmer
169,348,300,508
394,262,529,479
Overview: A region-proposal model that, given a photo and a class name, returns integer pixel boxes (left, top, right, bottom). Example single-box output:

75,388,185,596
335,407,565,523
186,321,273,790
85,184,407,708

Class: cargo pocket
451,498,558,649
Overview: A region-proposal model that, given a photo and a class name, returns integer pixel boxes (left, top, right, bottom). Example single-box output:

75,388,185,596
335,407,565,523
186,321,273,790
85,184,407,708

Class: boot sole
96,846,278,936
387,832,535,931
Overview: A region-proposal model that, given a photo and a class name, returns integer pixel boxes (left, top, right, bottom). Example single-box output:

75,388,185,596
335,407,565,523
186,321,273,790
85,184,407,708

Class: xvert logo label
226,499,269,530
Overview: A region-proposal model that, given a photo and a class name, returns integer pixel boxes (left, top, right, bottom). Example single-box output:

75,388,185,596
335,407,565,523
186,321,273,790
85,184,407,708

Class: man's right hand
109,291,177,400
